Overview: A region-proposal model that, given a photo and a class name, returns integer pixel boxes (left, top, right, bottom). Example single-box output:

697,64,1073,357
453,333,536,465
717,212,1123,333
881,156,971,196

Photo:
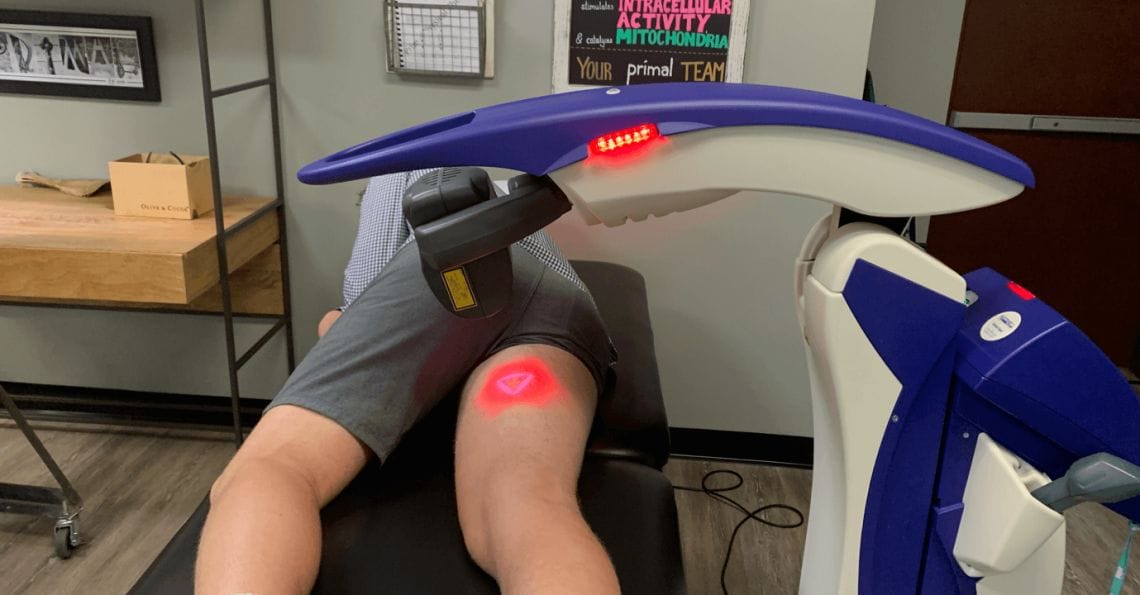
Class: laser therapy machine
296,83,1140,594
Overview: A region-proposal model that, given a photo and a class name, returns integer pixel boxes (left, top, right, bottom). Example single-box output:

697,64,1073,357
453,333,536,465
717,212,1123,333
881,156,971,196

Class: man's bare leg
195,405,370,594
454,344,620,595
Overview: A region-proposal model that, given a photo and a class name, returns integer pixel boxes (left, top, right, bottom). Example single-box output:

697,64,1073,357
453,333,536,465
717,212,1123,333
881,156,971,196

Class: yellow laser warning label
442,267,477,311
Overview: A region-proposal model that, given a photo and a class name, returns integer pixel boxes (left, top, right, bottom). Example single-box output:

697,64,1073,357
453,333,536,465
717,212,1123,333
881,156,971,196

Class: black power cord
673,469,805,594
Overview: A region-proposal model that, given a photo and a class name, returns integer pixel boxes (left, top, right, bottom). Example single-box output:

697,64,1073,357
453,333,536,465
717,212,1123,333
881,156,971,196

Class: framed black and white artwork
0,9,160,102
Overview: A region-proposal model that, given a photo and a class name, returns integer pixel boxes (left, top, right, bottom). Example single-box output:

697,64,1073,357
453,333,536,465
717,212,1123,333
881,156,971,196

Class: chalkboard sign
553,0,749,91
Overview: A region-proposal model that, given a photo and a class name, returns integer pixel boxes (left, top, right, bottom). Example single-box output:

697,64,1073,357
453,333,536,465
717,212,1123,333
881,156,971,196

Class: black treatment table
130,261,686,594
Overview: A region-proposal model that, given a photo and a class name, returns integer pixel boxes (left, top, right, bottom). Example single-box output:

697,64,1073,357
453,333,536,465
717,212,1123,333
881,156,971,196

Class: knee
209,453,322,508
457,463,579,572
457,495,491,571
317,309,342,338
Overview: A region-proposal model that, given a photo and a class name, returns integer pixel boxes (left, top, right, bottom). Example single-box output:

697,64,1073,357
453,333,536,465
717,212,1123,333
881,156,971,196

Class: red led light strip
588,123,660,157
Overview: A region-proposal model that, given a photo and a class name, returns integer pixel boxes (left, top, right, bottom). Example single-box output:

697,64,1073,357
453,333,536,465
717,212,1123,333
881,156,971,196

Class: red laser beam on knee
476,357,561,418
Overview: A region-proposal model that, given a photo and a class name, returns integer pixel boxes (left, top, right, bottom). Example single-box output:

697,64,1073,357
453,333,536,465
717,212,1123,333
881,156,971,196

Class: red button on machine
1007,280,1036,300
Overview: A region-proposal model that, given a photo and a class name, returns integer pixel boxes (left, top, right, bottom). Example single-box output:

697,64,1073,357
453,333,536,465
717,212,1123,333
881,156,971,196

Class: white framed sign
553,0,750,92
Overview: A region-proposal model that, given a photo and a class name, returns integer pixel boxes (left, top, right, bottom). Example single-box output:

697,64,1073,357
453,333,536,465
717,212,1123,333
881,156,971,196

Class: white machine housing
552,125,1065,594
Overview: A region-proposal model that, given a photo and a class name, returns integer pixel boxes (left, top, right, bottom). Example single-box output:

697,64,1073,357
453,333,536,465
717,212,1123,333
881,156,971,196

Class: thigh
219,405,370,506
454,343,598,505
454,248,613,500
268,243,521,461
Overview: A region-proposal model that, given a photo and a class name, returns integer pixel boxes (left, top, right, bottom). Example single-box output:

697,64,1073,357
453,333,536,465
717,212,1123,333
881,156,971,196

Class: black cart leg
0,384,83,556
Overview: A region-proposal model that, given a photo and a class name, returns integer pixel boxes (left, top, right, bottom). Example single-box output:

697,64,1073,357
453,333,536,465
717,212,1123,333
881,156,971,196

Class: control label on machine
442,267,478,311
980,311,1022,342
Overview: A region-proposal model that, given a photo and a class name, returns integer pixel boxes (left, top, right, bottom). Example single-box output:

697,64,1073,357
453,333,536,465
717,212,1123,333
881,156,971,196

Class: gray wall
866,0,966,124
865,0,966,242
0,0,877,437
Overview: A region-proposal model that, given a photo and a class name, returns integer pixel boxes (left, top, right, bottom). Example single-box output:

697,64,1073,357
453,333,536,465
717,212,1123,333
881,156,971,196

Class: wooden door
928,0,1140,366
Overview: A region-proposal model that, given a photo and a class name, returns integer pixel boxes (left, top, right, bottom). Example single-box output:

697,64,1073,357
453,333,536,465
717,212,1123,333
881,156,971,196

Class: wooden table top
0,186,279,304
0,186,272,254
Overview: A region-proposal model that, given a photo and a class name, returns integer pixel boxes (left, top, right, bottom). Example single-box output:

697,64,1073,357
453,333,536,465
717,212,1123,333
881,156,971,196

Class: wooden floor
664,458,1140,595
1,418,1138,594
664,458,812,594
0,421,233,595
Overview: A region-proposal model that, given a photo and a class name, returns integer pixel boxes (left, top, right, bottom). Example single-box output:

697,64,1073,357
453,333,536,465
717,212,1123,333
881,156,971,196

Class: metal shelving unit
0,0,295,556
194,0,297,446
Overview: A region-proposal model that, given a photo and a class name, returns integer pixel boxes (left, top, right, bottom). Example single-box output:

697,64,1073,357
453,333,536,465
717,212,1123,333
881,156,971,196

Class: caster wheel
53,525,74,559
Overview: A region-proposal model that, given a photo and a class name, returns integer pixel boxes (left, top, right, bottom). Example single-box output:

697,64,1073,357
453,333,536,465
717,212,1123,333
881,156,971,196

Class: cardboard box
108,153,214,219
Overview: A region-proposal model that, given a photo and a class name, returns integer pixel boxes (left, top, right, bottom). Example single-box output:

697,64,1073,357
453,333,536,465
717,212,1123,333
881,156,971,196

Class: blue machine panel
924,268,1140,594
842,259,966,594
953,268,1140,522
924,413,983,594
297,83,1035,187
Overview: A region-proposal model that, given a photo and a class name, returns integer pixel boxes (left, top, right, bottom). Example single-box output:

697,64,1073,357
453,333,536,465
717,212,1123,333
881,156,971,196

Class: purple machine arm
297,82,1034,188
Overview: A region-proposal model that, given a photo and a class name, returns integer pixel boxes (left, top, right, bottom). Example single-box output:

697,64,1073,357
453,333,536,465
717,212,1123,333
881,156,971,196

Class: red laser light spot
496,372,535,396
475,357,562,418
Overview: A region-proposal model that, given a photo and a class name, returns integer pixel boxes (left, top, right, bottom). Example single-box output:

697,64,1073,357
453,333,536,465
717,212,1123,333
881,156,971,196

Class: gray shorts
267,242,615,461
